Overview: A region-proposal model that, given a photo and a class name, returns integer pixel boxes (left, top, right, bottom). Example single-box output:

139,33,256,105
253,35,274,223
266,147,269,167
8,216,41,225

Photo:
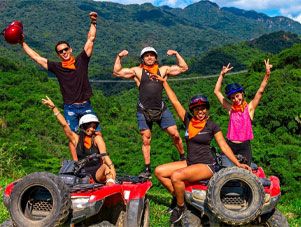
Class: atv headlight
192,189,207,201
72,197,90,210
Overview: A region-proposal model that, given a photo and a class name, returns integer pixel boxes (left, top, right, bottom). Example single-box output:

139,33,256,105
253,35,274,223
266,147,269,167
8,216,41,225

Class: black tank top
76,136,100,167
138,68,163,110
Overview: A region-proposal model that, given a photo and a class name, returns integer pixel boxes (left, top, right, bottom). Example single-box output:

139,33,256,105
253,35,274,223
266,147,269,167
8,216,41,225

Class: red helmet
189,95,210,113
4,21,23,44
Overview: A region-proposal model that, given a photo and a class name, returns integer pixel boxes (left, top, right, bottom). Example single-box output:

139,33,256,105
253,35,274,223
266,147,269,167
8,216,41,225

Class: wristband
51,106,56,110
108,163,114,167
106,179,116,184
91,21,97,25
54,111,61,116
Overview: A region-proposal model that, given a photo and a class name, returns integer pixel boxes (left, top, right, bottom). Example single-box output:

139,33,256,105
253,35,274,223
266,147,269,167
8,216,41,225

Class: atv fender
122,181,152,201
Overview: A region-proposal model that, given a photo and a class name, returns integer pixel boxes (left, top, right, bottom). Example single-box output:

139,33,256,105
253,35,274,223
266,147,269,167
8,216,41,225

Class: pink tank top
227,104,254,141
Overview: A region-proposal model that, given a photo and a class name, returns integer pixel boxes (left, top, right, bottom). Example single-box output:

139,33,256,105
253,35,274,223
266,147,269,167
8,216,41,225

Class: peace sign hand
264,59,272,74
220,63,233,76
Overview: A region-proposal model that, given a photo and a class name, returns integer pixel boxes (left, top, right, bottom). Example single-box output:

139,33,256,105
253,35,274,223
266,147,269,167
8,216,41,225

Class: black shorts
227,140,252,165
187,161,216,174
83,162,101,183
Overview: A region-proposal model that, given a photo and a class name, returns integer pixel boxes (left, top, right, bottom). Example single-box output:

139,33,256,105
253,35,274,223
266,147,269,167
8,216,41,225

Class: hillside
0,43,300,225
1,0,301,96
162,1,301,40
189,31,301,75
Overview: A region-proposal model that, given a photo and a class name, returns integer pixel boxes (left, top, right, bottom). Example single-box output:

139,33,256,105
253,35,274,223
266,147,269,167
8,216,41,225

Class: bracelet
91,21,97,25
106,179,116,184
108,163,114,167
54,111,61,116
51,106,56,110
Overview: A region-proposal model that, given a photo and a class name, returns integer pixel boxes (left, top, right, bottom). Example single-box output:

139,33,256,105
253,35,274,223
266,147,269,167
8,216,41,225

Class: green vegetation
0,41,300,225
0,0,301,96
0,0,300,224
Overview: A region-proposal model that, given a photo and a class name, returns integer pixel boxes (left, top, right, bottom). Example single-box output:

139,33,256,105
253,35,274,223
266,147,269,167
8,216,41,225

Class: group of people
18,12,272,224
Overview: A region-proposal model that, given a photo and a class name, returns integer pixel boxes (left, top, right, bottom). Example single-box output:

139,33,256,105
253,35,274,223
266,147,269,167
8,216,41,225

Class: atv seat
197,179,210,184
70,183,105,192
250,163,259,170
258,177,271,187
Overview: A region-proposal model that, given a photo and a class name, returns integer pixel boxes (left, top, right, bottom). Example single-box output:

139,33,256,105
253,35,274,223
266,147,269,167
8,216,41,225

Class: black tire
207,167,265,225
115,210,126,227
126,196,150,227
88,221,115,227
140,197,150,227
261,209,289,227
1,218,14,227
2,194,10,210
9,172,71,227
181,206,202,227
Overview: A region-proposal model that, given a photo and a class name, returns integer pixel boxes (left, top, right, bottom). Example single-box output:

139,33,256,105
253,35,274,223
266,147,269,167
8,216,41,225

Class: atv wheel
260,209,289,227
1,218,14,227
140,197,150,227
2,194,10,210
126,196,150,227
182,206,202,227
88,221,115,227
207,167,265,225
9,172,71,227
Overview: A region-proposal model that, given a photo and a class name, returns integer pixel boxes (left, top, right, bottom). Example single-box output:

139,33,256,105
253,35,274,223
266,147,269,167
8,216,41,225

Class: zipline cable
48,70,248,83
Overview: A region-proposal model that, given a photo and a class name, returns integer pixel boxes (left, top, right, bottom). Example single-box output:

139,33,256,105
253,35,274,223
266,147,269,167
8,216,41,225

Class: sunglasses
57,47,69,54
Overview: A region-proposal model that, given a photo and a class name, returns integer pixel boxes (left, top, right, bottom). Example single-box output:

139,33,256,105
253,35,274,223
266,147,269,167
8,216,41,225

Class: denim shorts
64,102,101,133
137,108,176,130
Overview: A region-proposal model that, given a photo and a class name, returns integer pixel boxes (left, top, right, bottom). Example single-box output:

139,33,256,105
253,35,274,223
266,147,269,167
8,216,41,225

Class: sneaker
170,205,185,224
166,197,177,213
139,169,152,179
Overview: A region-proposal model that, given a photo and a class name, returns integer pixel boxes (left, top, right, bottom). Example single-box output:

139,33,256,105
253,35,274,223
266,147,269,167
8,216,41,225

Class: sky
94,0,301,23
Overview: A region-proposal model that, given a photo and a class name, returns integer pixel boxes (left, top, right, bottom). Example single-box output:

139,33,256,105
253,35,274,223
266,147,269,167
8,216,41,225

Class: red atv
178,148,289,226
2,154,152,227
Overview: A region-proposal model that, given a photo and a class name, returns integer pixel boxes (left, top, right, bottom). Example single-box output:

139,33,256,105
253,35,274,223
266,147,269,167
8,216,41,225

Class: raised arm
214,131,251,171
214,63,233,112
19,34,48,70
152,74,186,121
249,59,272,119
42,96,78,148
84,12,98,57
164,50,189,77
113,50,136,79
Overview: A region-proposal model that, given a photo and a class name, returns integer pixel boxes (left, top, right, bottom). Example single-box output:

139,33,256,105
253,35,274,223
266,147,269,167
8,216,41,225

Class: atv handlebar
74,153,109,175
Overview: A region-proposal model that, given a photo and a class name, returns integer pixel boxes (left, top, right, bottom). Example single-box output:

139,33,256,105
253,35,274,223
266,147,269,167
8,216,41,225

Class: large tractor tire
260,209,289,227
9,172,71,227
207,167,265,225
126,196,150,227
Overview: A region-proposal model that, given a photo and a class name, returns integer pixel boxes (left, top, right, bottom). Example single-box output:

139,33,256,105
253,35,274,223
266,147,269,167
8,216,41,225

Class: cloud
288,14,301,23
